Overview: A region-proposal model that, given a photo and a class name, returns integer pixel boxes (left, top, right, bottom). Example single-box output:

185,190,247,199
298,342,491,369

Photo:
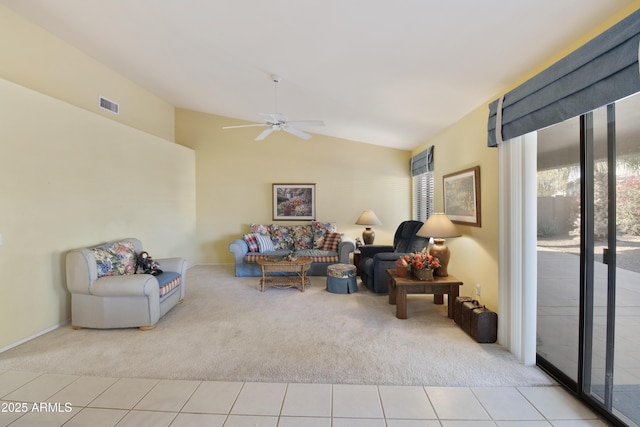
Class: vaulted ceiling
1,1,636,149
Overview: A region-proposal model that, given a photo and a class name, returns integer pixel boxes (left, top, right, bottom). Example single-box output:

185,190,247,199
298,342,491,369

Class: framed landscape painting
443,166,481,227
272,183,316,220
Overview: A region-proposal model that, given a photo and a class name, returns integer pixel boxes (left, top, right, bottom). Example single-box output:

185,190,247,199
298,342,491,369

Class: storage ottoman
326,264,358,294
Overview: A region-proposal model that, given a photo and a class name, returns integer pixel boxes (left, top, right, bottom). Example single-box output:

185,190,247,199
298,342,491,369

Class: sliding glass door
536,114,581,384
537,93,640,426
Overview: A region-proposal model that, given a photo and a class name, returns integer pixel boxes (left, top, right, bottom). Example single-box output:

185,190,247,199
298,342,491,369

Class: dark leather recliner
359,220,429,293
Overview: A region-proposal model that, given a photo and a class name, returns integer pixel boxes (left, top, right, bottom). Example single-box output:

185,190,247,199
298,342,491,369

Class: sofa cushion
311,221,338,249
270,224,293,250
321,232,342,252
245,250,339,264
243,233,260,252
296,249,340,263
291,225,314,250
244,250,291,263
155,271,181,298
92,241,136,278
256,234,275,252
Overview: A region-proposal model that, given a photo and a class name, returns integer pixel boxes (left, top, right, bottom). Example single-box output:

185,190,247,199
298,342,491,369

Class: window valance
488,9,640,147
411,145,434,176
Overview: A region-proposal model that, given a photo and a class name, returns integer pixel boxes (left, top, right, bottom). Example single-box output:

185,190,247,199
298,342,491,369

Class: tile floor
0,370,611,426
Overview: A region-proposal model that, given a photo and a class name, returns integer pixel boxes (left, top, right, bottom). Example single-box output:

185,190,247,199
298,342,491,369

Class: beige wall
0,78,196,350
413,108,499,310
175,109,412,264
0,5,195,350
0,5,175,142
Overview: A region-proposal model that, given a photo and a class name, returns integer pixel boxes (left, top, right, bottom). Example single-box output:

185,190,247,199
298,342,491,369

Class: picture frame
272,183,316,221
443,166,481,227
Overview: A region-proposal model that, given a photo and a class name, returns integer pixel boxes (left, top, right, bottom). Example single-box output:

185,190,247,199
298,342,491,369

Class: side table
386,269,463,319
352,249,361,275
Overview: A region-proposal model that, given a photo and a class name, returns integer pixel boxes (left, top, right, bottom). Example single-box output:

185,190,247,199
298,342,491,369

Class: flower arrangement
403,249,440,270
283,251,298,261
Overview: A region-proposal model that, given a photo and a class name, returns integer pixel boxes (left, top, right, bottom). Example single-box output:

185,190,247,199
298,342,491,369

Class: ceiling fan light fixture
222,74,324,141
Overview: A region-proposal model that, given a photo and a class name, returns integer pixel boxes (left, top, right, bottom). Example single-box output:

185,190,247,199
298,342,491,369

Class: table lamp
416,213,461,276
355,210,382,244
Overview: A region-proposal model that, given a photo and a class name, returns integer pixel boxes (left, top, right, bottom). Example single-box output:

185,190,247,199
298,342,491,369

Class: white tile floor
0,371,611,426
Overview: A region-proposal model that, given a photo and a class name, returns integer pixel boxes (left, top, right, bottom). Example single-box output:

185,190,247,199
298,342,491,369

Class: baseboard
0,319,69,354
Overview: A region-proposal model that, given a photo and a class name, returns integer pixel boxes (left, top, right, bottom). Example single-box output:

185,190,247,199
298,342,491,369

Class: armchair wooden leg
71,325,82,330
178,299,184,304
139,324,157,331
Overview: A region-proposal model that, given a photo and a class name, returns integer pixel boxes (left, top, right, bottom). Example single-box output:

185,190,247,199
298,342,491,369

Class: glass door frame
537,103,626,426
579,104,618,413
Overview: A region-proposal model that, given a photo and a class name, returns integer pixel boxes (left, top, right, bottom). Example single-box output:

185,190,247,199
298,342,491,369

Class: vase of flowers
403,249,440,281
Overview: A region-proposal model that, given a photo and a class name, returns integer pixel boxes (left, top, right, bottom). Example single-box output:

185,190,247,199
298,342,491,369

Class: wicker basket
413,268,434,281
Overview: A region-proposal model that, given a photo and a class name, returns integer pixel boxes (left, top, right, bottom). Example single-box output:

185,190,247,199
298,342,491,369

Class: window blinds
487,9,640,147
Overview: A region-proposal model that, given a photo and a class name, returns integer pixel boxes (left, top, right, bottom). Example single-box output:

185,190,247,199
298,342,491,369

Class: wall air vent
99,96,119,114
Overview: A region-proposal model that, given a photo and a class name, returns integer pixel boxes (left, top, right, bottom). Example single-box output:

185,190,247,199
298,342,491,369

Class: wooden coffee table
257,258,312,292
386,269,463,319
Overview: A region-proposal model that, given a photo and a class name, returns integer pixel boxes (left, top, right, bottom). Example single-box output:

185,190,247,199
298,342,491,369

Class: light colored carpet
0,265,553,386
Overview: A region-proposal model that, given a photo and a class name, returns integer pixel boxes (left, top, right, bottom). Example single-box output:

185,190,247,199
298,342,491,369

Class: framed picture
443,166,481,227
272,183,316,220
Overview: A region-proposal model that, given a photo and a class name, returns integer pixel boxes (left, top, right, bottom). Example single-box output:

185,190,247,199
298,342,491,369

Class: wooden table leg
389,277,397,305
447,285,459,319
433,294,444,304
396,286,407,319
300,267,305,292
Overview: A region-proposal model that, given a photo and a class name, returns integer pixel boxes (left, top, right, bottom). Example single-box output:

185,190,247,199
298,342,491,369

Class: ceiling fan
223,75,325,141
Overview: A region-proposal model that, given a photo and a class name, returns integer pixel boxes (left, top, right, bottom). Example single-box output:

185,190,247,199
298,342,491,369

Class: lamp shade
355,210,382,226
416,213,461,238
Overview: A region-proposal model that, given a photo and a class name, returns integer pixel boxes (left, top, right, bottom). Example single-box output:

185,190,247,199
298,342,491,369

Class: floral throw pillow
270,225,293,250
93,241,136,277
250,224,271,237
291,225,314,250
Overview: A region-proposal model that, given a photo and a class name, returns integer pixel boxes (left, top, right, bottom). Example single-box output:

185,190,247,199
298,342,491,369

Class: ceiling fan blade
283,126,312,140
255,127,275,141
285,120,325,127
223,123,269,129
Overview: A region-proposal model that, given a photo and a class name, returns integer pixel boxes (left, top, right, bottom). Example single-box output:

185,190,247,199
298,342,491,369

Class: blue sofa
359,220,429,293
229,222,355,277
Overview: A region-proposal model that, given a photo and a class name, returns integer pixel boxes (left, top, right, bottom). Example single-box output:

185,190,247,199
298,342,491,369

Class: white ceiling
1,0,636,150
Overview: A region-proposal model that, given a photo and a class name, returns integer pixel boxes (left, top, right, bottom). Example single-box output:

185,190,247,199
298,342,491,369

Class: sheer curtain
498,134,537,365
